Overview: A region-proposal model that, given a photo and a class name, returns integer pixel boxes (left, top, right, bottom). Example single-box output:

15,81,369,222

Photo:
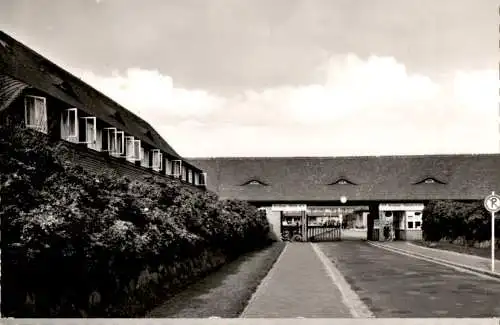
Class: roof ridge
0,30,185,162
187,153,500,160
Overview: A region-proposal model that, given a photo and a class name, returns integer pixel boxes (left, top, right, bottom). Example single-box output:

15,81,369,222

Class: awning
0,73,30,112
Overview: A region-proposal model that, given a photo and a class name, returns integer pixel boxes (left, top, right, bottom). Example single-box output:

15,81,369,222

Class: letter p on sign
484,192,500,213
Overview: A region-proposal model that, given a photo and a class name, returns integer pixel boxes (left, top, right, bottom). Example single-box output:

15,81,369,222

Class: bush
422,199,499,246
0,126,273,317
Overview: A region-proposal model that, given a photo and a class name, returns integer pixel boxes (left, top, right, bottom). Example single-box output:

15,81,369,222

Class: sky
1,0,499,157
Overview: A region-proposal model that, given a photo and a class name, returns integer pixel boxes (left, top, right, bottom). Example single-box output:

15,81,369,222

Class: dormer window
329,178,356,185
241,179,268,186
414,177,446,185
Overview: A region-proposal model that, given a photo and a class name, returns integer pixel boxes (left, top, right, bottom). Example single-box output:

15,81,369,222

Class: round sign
340,196,347,204
484,193,500,213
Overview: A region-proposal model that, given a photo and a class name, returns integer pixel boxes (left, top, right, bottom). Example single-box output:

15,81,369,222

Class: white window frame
24,95,48,134
133,139,141,161
172,160,182,178
103,127,117,153
181,165,187,181
188,169,193,183
165,158,171,175
124,136,142,162
125,136,135,161
114,131,125,156
60,108,79,141
81,116,97,145
140,147,149,168
194,172,200,185
151,149,163,172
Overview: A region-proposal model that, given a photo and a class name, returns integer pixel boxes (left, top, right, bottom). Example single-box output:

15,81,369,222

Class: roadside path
241,242,371,318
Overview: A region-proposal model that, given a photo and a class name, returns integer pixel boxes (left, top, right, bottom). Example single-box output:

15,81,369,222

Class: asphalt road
318,241,500,317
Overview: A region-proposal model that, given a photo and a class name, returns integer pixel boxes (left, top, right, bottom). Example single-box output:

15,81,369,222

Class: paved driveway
318,241,500,317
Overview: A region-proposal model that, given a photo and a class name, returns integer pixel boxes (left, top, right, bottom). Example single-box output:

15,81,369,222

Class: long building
2,30,499,243
189,155,500,241
0,30,206,188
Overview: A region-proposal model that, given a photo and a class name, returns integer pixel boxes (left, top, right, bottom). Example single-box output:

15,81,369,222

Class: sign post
484,191,500,272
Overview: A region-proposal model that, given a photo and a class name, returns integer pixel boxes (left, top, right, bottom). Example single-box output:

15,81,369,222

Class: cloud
69,54,498,156
72,67,226,123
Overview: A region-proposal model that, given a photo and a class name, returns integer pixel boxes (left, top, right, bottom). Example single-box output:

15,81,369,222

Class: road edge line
375,243,500,278
311,243,375,318
239,242,289,318
369,242,500,282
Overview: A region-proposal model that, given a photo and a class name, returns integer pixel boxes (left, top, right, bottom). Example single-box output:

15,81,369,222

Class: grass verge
412,241,500,260
146,241,286,318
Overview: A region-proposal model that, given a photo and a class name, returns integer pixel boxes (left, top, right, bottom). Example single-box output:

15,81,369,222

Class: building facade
0,31,206,187
189,155,500,241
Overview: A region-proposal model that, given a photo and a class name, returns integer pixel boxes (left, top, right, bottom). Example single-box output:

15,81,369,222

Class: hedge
422,200,499,247
0,126,273,317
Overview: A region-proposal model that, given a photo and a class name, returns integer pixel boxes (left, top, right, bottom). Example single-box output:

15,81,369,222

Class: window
165,158,171,175
102,128,124,156
414,212,422,216
151,149,163,172
172,160,182,178
83,117,99,150
114,131,125,157
415,221,421,228
61,108,78,142
103,128,117,153
194,172,200,185
182,166,187,181
25,96,48,134
133,139,141,161
199,172,207,186
407,221,414,229
140,147,150,168
125,136,141,162
188,169,193,183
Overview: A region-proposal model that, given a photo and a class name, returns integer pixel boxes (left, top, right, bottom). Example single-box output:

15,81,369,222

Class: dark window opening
407,222,414,229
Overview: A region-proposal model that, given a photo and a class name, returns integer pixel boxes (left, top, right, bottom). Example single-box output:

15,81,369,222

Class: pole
492,211,496,273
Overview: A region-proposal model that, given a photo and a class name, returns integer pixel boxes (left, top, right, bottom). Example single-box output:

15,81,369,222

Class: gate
306,215,341,242
280,211,342,242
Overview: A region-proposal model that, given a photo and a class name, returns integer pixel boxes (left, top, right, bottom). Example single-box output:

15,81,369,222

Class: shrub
422,200,499,246
0,126,273,317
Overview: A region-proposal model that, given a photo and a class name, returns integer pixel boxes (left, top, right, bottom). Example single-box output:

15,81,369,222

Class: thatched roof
188,154,500,202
